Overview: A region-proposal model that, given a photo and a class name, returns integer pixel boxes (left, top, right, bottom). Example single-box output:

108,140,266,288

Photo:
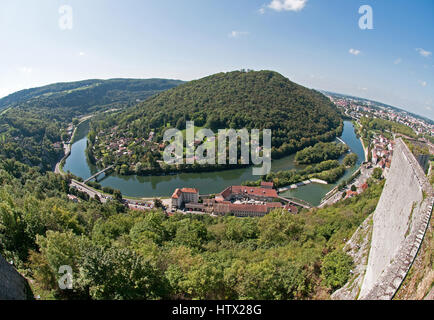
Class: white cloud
78,52,85,56
18,67,33,74
268,0,307,12
418,80,427,87
393,58,402,65
349,48,361,56
416,48,432,58
258,7,266,14
228,31,249,38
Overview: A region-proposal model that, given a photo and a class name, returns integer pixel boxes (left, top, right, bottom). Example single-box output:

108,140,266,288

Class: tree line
0,157,384,300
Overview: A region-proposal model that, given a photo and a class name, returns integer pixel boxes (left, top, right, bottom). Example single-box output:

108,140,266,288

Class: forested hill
0,78,183,120
90,71,343,174
115,71,341,145
0,78,183,171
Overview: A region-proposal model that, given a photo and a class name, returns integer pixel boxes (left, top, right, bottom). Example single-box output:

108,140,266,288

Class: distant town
326,92,434,139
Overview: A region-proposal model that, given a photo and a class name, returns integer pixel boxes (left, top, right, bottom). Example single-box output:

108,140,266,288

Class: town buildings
371,134,393,174
170,183,298,217
171,188,199,209
216,185,279,203
328,94,434,138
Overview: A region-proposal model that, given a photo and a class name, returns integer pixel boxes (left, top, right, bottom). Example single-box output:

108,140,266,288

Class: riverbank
70,179,171,212
354,120,369,161
63,120,365,205
318,163,373,208
55,116,94,175
360,137,369,161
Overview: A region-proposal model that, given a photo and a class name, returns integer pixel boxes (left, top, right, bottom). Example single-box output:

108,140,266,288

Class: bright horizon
1,0,433,120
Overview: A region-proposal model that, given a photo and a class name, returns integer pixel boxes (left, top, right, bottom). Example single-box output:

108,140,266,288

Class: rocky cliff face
0,254,31,300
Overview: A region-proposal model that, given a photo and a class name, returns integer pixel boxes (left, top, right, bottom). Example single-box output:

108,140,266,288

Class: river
63,121,365,205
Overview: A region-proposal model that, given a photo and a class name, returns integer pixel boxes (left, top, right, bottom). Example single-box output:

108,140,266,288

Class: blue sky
1,0,433,119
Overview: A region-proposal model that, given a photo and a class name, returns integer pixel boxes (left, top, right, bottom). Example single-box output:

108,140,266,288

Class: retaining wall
359,139,433,300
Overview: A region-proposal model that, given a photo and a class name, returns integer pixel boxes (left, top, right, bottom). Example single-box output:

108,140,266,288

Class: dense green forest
295,142,349,164
0,157,384,300
343,153,358,167
0,79,183,116
89,70,343,174
0,79,182,171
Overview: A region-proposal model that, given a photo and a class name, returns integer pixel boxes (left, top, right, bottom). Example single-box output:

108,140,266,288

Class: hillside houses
90,125,164,171
371,134,393,170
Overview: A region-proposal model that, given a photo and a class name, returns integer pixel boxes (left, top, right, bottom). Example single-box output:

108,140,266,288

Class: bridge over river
83,165,114,183
63,120,364,205
277,196,313,209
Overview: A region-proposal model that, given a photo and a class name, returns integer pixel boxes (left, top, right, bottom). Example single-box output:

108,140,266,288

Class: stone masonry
359,139,433,300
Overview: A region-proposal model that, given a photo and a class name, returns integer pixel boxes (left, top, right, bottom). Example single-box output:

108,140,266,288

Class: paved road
70,179,172,213
319,164,374,208
54,143,71,175
70,180,111,203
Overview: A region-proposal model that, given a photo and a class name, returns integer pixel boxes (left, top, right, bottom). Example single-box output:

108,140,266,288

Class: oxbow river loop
63,121,365,206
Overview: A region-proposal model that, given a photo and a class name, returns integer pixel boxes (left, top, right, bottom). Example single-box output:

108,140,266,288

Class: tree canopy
89,70,343,174
0,79,182,171
0,157,384,300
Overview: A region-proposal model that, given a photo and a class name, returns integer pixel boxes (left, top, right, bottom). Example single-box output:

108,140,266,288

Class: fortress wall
0,254,30,300
359,139,433,300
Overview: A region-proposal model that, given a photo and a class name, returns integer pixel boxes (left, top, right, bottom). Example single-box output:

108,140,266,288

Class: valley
1,0,433,306
0,70,432,301
62,119,364,206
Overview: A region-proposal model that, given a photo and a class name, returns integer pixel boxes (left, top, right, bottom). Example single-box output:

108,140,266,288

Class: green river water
63,121,365,206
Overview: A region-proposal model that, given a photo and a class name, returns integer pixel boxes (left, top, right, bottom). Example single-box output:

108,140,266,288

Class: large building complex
216,185,279,203
171,183,297,217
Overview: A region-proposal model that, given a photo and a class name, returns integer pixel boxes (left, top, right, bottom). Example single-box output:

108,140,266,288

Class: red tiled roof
171,188,182,199
181,188,198,194
220,186,278,199
214,202,283,215
220,187,233,199
284,204,299,214
229,203,268,213
172,188,199,199
261,181,274,187
346,190,358,198
266,202,283,208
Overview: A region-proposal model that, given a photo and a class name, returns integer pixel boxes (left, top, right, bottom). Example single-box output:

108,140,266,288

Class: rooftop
221,186,279,199
171,188,199,199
